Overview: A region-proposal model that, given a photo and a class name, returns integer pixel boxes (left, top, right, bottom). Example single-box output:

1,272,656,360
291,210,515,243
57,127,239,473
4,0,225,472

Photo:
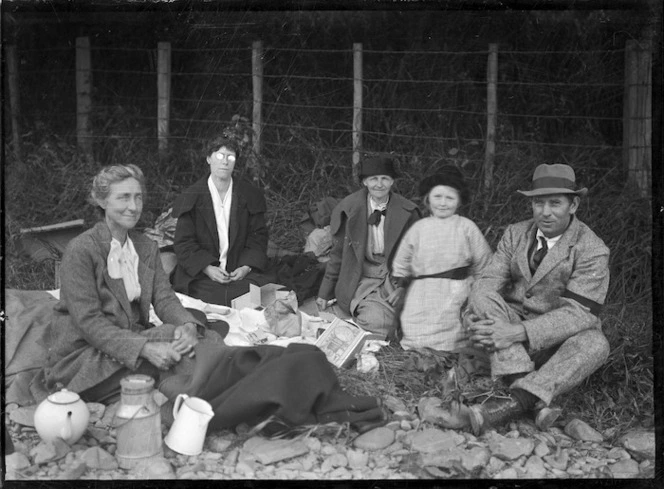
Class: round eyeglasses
213,152,236,163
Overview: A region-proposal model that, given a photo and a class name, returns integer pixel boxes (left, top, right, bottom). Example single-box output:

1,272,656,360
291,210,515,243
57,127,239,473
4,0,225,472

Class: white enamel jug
164,394,214,456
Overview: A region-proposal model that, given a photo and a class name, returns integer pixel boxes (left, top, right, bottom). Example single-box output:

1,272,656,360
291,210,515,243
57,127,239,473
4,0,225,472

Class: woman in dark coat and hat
316,156,420,339
171,136,270,306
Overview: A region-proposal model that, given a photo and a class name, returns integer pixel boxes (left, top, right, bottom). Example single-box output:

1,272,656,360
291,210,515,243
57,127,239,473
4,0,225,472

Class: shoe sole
469,406,484,436
535,407,562,431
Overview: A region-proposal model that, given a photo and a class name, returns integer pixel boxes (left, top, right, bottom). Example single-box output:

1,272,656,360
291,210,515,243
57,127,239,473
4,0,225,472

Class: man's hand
204,265,231,284
465,313,496,351
171,323,198,357
228,265,251,282
468,317,527,352
140,342,182,370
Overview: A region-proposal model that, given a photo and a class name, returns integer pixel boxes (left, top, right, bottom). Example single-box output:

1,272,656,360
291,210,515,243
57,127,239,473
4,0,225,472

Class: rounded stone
353,427,395,451
609,459,640,479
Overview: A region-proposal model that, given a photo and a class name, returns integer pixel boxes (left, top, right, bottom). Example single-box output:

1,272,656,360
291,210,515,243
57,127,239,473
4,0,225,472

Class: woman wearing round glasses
171,136,269,306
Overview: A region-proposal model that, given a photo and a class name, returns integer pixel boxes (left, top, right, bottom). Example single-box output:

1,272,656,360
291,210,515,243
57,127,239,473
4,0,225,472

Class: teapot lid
48,389,81,404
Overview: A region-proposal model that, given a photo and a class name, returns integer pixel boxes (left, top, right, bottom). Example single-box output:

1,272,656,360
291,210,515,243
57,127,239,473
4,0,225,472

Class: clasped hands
140,322,199,371
465,313,527,353
205,264,251,284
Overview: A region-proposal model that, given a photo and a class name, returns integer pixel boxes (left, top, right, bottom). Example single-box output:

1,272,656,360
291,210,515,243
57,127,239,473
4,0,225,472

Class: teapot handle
172,394,188,419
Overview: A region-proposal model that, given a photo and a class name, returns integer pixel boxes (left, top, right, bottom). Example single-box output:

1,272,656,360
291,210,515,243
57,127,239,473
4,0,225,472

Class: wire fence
5,39,650,184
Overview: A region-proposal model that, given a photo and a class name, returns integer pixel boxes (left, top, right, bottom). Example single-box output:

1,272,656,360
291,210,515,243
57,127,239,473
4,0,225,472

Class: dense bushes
4,131,651,307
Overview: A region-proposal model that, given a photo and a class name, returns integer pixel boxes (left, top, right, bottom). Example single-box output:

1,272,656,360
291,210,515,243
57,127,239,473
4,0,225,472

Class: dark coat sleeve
172,182,221,279
317,207,347,300
234,183,269,271
135,234,203,331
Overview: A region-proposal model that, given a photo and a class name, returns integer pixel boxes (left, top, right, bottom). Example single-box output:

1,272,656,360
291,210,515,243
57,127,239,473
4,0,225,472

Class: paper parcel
231,283,290,310
315,317,383,368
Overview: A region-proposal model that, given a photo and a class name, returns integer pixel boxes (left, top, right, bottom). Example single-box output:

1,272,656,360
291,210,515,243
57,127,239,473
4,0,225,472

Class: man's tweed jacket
317,188,420,315
32,221,203,400
469,215,610,352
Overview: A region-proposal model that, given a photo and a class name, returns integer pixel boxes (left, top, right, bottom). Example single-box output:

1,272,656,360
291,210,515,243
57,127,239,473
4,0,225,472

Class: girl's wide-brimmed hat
517,164,588,197
359,156,400,179
418,165,469,203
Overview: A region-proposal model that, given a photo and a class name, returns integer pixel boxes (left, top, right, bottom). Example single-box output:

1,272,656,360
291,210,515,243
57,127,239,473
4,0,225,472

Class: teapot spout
60,411,73,442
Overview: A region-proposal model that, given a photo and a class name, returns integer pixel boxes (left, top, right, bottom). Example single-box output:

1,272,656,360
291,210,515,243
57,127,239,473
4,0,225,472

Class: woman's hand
386,287,406,309
316,297,333,311
171,323,198,357
140,342,182,370
204,265,231,284
228,265,251,281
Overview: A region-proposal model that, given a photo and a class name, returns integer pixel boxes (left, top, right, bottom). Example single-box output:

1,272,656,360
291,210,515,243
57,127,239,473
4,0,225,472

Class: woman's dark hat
419,165,469,203
517,164,588,197
359,157,399,179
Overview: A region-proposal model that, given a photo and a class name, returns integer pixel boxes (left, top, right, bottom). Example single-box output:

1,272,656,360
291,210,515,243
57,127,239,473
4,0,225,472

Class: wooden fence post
353,43,363,184
485,43,498,192
6,45,22,165
251,40,263,182
636,39,652,197
76,37,93,159
622,40,636,175
623,39,651,198
157,42,172,156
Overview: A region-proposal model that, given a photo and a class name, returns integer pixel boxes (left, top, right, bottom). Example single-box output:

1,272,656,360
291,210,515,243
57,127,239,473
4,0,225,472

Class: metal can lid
120,374,155,393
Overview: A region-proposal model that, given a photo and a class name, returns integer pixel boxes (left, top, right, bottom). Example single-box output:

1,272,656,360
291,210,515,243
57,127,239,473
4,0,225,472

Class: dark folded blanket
158,342,384,432
5,289,59,406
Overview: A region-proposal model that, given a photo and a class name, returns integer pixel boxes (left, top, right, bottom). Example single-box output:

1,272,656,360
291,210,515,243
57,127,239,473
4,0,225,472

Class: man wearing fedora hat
457,163,610,434
316,156,420,339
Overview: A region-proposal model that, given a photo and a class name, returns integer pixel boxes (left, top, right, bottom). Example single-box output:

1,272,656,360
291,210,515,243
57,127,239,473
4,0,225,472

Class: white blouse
107,236,141,301
367,195,388,256
208,176,233,271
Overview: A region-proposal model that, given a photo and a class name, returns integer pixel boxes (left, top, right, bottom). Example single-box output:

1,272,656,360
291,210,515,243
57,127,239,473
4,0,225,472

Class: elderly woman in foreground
30,165,219,403
171,136,269,306
316,156,421,339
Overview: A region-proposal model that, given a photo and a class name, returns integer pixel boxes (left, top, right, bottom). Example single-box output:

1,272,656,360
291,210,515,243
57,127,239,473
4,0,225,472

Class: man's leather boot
468,397,525,436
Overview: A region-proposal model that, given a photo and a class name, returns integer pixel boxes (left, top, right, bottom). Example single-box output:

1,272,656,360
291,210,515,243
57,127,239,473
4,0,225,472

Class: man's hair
532,193,579,204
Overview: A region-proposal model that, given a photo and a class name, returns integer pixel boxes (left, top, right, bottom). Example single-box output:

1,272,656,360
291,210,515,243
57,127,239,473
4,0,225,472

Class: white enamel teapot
34,388,90,444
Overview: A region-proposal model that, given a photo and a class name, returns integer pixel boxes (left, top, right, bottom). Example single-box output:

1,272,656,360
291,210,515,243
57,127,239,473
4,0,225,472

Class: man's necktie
532,236,548,270
367,209,386,226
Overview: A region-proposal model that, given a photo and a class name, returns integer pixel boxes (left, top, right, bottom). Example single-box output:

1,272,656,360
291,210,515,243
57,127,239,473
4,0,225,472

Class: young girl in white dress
392,166,492,351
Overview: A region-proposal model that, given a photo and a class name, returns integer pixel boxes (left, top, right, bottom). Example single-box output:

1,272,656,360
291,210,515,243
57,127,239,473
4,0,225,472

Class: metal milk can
114,374,163,469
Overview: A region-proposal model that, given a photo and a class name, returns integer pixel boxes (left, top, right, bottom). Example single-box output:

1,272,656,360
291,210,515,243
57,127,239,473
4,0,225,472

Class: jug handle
60,411,73,441
173,394,189,419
